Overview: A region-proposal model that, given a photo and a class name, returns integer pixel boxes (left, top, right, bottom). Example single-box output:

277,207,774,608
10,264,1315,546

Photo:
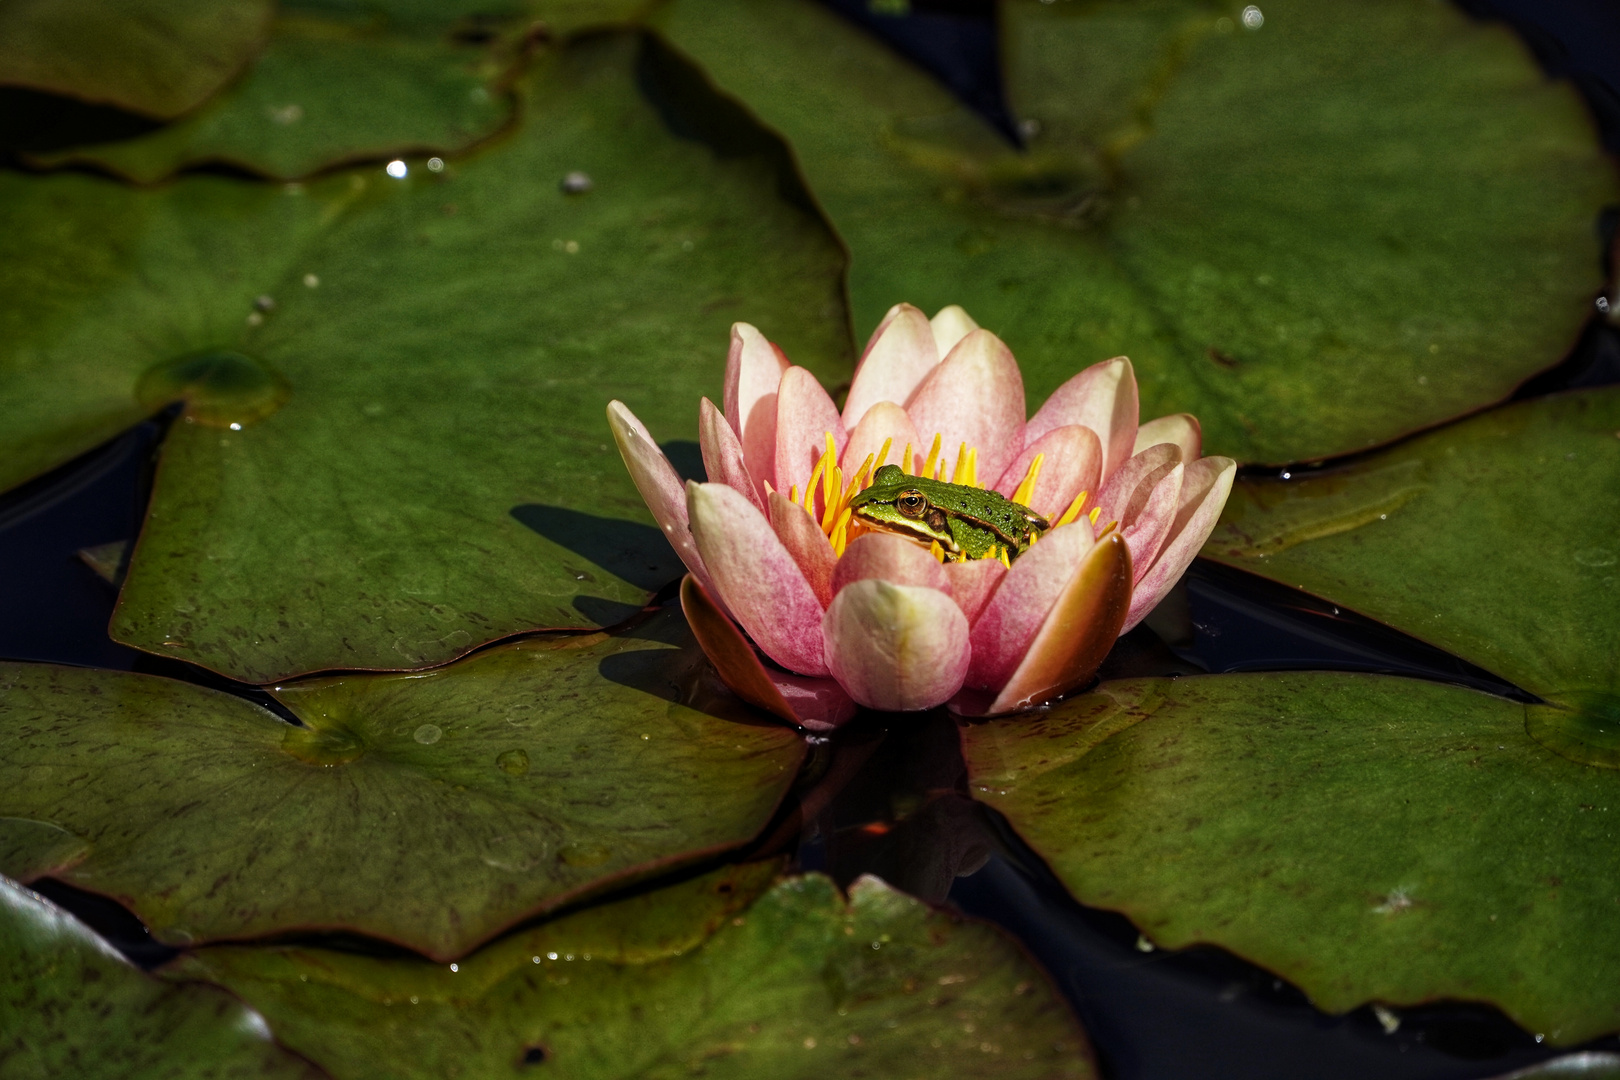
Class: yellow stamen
787,485,798,506
1054,490,1088,528
997,546,1012,569
803,455,827,514
965,447,978,487
1028,530,1039,546
898,442,912,475
950,442,971,485
821,432,838,508
842,454,875,505
874,437,893,472
919,433,942,480
929,539,945,563
829,506,853,556
1010,453,1045,508
1090,507,1103,527
821,466,844,531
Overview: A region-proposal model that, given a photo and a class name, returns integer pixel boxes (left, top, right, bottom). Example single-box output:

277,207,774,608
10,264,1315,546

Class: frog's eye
897,491,928,518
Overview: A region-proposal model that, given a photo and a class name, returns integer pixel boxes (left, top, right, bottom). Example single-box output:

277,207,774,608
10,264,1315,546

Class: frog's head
847,464,959,552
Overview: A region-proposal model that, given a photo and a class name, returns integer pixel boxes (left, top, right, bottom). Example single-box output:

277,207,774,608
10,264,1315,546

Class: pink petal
1097,443,1182,531
773,366,847,501
1120,463,1183,584
982,533,1133,715
929,304,979,359
723,323,789,497
843,303,938,429
993,424,1103,521
840,401,921,480
607,401,713,594
687,481,828,676
905,329,1026,485
768,492,837,608
1135,413,1202,461
1123,456,1237,632
942,557,1007,625
680,575,855,729
831,532,950,597
964,521,1095,690
822,580,970,711
699,397,763,512
1026,356,1139,483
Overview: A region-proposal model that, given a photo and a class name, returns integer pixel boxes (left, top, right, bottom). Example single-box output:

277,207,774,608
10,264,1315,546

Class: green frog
847,464,1049,562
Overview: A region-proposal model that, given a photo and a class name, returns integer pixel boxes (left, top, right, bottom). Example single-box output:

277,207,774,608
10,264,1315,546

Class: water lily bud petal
1026,356,1139,483
724,323,789,493
1134,413,1202,461
823,579,970,711
1098,442,1182,535
994,424,1102,521
688,481,828,676
1120,463,1184,583
767,492,837,608
942,557,1007,625
607,401,713,594
681,575,856,729
840,401,921,481
929,304,979,358
965,521,1095,690
832,533,950,597
983,532,1132,715
843,303,938,428
906,329,1026,484
1124,456,1237,632
773,366,847,499
699,397,763,510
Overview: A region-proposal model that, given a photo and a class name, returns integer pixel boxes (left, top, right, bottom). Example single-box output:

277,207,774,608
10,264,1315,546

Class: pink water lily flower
608,303,1235,730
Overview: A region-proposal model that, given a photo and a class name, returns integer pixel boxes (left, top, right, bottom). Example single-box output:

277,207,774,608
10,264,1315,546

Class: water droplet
564,240,579,254
1134,934,1154,952
254,295,276,312
427,157,445,173
303,273,320,288
681,239,694,251
1373,1005,1401,1034
1018,118,1041,139
497,748,530,776
386,160,408,179
1215,15,1233,32
557,840,612,867
1575,549,1617,568
268,103,303,125
1600,297,1612,313
803,1037,817,1049
414,723,443,745
1241,5,1263,29
449,963,458,972
137,351,291,428
560,171,593,194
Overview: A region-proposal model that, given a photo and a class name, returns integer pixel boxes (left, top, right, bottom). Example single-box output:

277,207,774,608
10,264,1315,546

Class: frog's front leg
946,516,998,562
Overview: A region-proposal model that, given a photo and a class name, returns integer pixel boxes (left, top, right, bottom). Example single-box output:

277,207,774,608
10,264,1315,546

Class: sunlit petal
832,532,950,596
1026,356,1139,483
774,366,847,499
843,302,938,428
607,400,713,593
723,323,789,496
965,521,1095,690
768,491,837,608
1124,456,1237,632
1134,413,1202,461
699,397,763,511
905,329,1026,484
994,424,1102,521
929,304,979,358
942,557,1007,625
823,579,970,711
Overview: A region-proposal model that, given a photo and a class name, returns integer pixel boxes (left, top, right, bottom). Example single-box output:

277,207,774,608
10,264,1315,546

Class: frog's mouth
849,512,962,555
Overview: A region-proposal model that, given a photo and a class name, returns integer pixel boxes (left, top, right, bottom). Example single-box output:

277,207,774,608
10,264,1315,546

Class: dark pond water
6,1,1620,1075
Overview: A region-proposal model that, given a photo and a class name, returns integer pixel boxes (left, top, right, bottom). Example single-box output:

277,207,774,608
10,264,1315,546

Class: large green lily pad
0,33,851,682
655,0,1613,464
0,876,325,1079
170,868,1094,1078
29,5,517,183
0,609,806,959
1204,387,1620,744
0,0,272,118
962,673,1620,1045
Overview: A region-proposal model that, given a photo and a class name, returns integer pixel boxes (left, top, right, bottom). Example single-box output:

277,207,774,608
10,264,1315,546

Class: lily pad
28,3,521,183
0,0,272,119
0,608,806,959
1204,387,1620,744
962,673,1620,1045
0,876,324,1079
0,33,851,682
655,0,1614,464
171,869,1094,1078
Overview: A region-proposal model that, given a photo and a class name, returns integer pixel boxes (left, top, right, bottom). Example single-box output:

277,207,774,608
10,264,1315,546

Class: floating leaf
0,34,851,681
655,0,1614,463
171,869,1094,1078
30,4,518,183
0,0,272,118
0,876,324,1079
1205,387,1620,753
962,673,1620,1044
0,609,805,959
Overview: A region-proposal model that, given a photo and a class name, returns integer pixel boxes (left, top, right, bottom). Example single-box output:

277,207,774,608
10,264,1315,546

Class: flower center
786,431,1099,560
